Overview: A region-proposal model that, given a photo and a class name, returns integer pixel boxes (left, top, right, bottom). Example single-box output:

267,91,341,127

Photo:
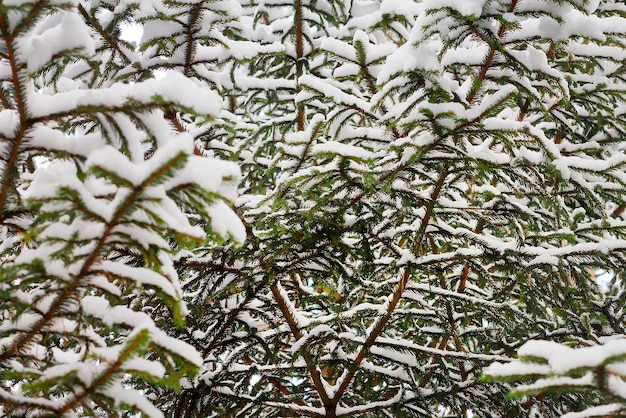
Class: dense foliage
0,0,243,416
3,0,626,417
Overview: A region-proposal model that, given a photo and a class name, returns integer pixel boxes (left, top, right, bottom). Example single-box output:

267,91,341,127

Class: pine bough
0,0,243,416
184,0,626,417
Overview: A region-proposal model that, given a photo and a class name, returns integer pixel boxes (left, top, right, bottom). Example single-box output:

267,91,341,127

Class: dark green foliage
170,1,626,417
0,1,242,416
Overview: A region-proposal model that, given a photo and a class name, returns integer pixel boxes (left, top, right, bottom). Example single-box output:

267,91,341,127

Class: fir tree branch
11,0,48,38
0,14,28,218
0,153,187,364
165,110,203,156
201,279,266,357
294,0,305,132
32,103,174,124
466,0,518,104
77,3,133,71
270,281,333,412
357,46,401,140
0,86,11,109
330,164,450,409
54,328,150,415
183,3,202,77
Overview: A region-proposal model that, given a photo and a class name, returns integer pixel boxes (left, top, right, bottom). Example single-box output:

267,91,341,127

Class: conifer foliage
0,0,243,416
3,0,626,417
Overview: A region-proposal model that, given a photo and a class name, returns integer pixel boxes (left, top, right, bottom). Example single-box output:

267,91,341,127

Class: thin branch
270,281,333,412
0,13,28,218
294,0,305,132
330,164,450,408
0,153,186,363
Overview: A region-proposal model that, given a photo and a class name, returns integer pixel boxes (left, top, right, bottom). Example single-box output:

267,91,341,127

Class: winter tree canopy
2,0,626,417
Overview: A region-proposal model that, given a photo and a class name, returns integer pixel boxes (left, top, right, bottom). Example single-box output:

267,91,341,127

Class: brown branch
264,402,325,417
358,48,401,140
294,0,305,132
612,204,626,218
440,276,469,408
0,153,185,363
78,4,132,70
165,111,202,155
289,114,323,179
414,3,520,398
457,219,485,293
202,279,266,357
55,328,148,414
31,103,169,125
270,282,333,412
183,4,202,77
334,389,403,417
11,0,46,38
0,85,11,109
418,337,451,388
0,13,28,218
466,0,518,104
329,164,450,411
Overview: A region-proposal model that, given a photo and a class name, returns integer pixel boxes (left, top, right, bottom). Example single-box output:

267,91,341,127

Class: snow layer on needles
423,0,486,17
28,72,222,119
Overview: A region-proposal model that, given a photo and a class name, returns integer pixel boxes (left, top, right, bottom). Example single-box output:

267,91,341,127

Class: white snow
313,142,374,160
378,43,439,84
28,72,222,119
423,0,486,17
207,200,246,243
96,260,179,298
517,338,626,374
0,110,19,138
18,11,95,73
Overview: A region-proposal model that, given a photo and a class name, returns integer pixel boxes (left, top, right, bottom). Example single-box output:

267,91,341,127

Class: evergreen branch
466,0,518,104
0,152,188,364
54,328,150,415
10,0,48,38
294,0,305,131
270,281,333,411
183,3,201,77
0,86,11,109
77,3,133,72
201,279,267,357
330,164,450,409
32,102,176,124
0,12,29,217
